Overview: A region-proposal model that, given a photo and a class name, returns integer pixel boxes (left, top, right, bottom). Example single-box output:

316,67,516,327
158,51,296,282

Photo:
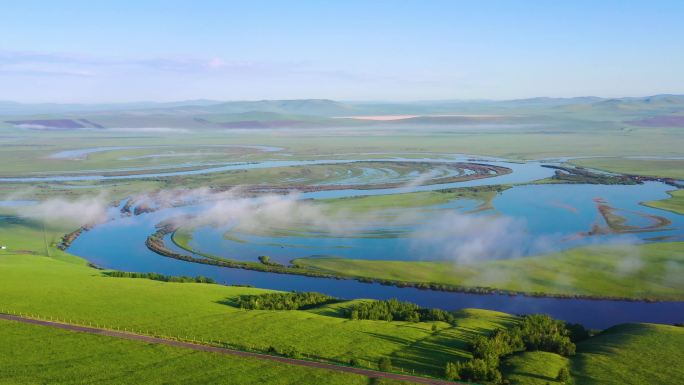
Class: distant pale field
0,127,683,177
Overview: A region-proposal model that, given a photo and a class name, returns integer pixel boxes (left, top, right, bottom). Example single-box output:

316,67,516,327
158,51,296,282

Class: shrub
258,255,284,267
447,359,502,383
518,314,576,356
445,362,460,380
378,357,392,372
556,367,570,383
281,346,302,359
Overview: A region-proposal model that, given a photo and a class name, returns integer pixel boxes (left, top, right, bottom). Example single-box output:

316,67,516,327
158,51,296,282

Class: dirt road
0,313,463,385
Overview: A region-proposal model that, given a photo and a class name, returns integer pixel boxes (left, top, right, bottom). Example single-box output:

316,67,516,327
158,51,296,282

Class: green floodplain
0,97,683,384
0,226,683,385
169,187,684,302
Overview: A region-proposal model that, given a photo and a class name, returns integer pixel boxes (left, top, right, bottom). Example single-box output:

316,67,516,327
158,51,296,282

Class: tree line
106,270,215,284
345,298,456,323
235,291,340,310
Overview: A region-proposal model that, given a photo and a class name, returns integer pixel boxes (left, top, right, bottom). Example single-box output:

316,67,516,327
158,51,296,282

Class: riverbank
643,189,684,215
292,242,684,302
160,221,684,302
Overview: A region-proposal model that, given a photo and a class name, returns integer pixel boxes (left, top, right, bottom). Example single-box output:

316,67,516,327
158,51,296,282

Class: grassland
0,318,404,385
643,189,684,215
1,124,682,203
571,323,684,385
499,323,684,385
294,242,684,301
501,351,569,385
1,124,683,179
0,213,517,377
1,202,683,383
571,158,684,180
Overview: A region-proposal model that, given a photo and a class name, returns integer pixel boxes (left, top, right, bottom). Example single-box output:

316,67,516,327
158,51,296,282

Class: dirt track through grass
0,313,462,385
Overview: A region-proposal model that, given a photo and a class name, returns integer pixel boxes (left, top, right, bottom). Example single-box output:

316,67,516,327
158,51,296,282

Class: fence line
0,308,444,381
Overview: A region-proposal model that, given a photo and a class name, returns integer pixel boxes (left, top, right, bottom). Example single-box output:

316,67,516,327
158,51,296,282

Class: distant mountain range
1,95,683,129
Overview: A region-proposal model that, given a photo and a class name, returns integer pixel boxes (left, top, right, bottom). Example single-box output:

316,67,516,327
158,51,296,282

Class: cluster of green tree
235,291,339,310
346,298,455,323
543,165,638,185
438,184,509,195
258,255,284,267
445,314,584,384
106,271,215,284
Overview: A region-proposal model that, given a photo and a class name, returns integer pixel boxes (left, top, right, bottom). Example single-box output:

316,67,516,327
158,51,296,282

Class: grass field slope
0,319,412,385
501,351,569,385
0,212,513,378
1,212,683,384
572,323,684,385
500,323,684,385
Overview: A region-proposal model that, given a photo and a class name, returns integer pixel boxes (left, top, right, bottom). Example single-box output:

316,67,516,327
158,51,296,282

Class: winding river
51,157,684,329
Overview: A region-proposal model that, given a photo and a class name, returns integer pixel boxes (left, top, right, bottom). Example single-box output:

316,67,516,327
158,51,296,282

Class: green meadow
294,242,684,301
0,319,411,385
643,189,684,215
0,212,512,377
571,323,684,385
500,323,684,385
1,125,683,180
1,195,683,384
501,351,569,385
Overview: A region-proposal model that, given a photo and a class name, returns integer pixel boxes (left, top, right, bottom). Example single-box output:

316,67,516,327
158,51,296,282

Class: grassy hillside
0,319,406,385
501,351,569,385
295,242,684,301
0,253,516,377
643,189,684,215
1,207,683,384
500,323,684,385
572,323,684,385
0,214,516,377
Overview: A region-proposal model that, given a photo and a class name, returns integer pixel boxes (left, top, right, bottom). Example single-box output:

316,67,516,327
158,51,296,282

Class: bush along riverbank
105,270,215,284
57,224,95,250
542,165,638,185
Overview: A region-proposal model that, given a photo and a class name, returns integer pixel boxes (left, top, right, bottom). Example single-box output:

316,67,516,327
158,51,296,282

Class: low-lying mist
7,186,644,268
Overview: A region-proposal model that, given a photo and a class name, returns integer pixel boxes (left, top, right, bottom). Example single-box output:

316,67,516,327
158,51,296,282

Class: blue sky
1,0,683,102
